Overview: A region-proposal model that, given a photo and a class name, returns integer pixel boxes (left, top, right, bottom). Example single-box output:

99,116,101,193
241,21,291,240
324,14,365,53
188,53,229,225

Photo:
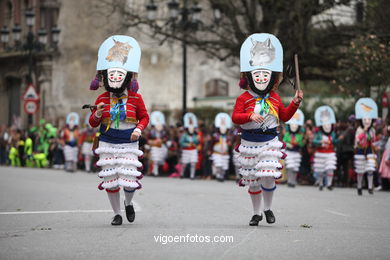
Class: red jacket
232,90,299,125
89,91,149,131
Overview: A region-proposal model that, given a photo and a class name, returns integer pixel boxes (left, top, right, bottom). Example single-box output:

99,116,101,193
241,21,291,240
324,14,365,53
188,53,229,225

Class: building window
204,79,229,97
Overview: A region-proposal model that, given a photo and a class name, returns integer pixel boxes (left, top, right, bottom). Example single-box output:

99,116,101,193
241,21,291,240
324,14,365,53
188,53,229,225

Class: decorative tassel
239,77,248,89
128,79,139,93
90,74,100,90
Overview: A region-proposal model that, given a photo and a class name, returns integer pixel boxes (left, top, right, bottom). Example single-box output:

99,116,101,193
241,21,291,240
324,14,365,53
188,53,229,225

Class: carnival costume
89,35,149,225
354,98,378,195
62,112,80,172
180,112,199,179
313,106,338,190
233,33,302,226
148,111,168,176
211,113,232,181
283,109,305,187
80,112,96,172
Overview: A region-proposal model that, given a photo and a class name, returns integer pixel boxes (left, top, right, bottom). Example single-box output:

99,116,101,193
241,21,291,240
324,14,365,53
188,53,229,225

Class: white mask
107,68,127,89
362,118,372,129
220,125,227,134
188,126,194,134
156,124,163,132
251,69,272,91
323,124,332,134
289,124,298,133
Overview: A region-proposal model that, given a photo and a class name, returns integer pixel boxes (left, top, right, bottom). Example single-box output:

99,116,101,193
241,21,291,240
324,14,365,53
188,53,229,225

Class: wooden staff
82,104,107,110
294,54,301,91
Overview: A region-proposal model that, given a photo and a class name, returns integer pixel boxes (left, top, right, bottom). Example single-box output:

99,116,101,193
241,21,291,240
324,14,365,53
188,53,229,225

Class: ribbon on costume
255,94,278,119
105,95,127,132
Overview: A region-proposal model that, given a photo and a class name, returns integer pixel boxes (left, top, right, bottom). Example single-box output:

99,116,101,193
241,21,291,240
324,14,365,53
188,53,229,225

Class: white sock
357,174,364,189
327,171,334,187
261,178,275,211
85,155,91,172
124,188,135,206
107,191,121,215
287,169,293,184
367,172,374,189
153,162,159,176
292,172,297,185
190,163,196,179
319,172,324,187
181,164,187,177
249,186,262,215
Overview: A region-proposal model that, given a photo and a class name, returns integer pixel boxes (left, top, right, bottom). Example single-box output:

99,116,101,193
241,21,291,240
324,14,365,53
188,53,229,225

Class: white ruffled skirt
313,152,337,173
211,153,230,170
150,146,168,165
181,149,198,164
237,137,285,187
354,153,376,174
81,142,93,156
64,145,78,162
95,141,143,190
285,150,301,172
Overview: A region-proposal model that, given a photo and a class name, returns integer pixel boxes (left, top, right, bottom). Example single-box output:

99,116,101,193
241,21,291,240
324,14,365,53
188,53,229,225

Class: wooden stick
294,54,301,91
82,104,107,109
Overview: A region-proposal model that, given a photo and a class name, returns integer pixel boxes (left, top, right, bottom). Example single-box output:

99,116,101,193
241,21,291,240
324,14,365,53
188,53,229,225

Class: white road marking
0,201,142,215
218,229,256,260
324,209,350,217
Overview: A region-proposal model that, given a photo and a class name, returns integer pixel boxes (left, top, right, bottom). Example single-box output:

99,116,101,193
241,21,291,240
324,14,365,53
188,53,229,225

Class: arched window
204,79,229,97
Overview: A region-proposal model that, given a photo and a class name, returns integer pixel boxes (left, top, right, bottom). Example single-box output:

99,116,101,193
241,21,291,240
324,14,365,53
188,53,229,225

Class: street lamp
146,0,211,118
25,9,35,27
146,0,158,20
51,26,61,46
38,28,48,46
0,9,61,126
12,24,22,49
1,26,10,49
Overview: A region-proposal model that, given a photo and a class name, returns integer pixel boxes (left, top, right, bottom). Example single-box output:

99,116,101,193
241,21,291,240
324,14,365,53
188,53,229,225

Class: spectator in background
300,119,315,184
336,118,356,187
0,125,9,165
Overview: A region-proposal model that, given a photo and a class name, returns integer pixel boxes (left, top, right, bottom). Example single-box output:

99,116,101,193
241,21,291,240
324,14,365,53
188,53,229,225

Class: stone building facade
0,0,241,128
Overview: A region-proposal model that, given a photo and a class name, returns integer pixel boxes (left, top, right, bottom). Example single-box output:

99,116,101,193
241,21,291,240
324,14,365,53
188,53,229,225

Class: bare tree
95,0,390,88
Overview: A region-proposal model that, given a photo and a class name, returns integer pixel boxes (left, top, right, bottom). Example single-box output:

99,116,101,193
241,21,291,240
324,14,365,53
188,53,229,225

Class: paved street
0,166,389,260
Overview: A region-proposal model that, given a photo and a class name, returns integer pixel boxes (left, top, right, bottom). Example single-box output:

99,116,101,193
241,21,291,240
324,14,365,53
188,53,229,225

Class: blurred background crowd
1,115,389,190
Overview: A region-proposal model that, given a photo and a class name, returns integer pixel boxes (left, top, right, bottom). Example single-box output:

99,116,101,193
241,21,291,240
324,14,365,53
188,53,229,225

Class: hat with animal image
240,33,283,72
286,109,304,126
96,35,141,73
214,113,232,129
355,98,378,119
150,111,166,126
66,112,80,126
183,112,198,129
314,106,336,127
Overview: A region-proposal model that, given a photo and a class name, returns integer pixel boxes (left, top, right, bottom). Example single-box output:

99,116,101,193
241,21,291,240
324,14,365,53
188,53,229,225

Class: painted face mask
362,118,372,129
322,124,332,134
250,69,272,91
156,123,163,132
220,125,227,134
107,68,127,89
289,124,299,133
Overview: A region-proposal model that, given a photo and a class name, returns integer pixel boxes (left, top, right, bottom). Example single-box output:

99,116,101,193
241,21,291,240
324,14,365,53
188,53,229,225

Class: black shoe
368,189,373,195
287,183,295,188
125,202,135,223
357,188,362,196
111,214,123,225
264,210,276,224
249,214,263,226
327,186,333,191
319,186,323,191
